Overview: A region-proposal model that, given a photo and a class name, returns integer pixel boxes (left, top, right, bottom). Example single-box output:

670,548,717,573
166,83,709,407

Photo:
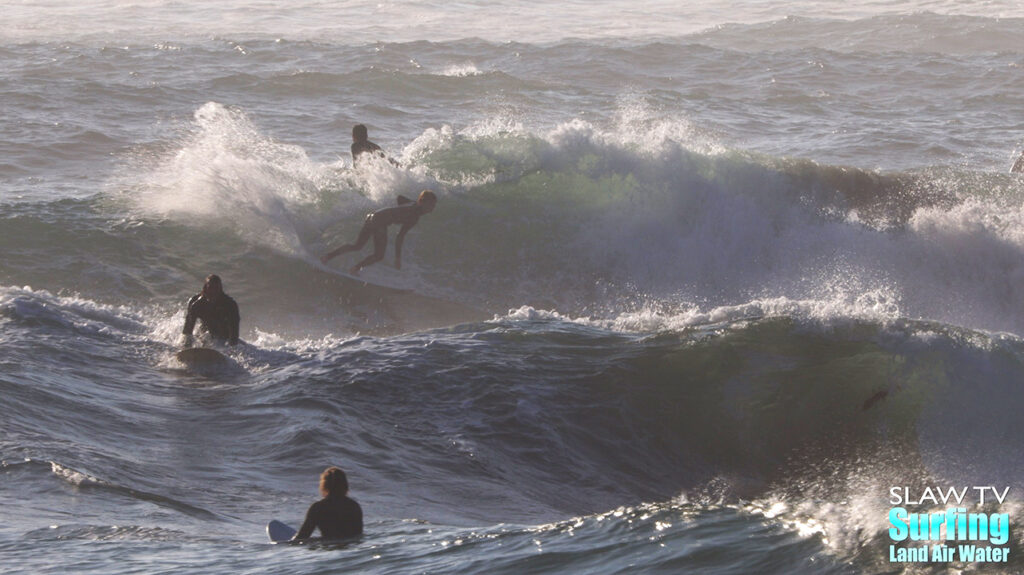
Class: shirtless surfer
320,190,437,275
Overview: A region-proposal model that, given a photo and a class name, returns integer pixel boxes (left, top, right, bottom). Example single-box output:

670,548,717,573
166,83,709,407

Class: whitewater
2,1,1024,574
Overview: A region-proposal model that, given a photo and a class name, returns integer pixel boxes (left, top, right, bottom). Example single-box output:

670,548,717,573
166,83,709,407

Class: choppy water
3,1,1024,574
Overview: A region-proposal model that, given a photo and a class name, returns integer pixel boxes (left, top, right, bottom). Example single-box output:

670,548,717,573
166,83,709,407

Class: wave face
3,285,1024,573
6,98,1023,335
3,4,1024,574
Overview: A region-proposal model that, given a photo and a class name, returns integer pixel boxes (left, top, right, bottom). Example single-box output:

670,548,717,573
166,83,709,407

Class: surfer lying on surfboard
320,190,437,275
181,274,241,347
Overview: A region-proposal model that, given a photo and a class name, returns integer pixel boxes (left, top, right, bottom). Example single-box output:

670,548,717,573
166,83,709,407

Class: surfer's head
352,124,368,143
320,466,349,498
417,190,437,214
202,274,223,297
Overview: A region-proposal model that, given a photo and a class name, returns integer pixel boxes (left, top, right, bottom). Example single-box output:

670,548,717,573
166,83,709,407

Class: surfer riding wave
321,190,437,275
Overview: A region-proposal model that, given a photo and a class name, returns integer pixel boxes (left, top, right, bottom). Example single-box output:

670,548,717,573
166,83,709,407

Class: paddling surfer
181,274,240,347
320,190,437,275
351,124,398,166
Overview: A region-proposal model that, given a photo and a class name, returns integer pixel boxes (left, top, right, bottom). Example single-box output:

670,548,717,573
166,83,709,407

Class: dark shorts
356,214,387,257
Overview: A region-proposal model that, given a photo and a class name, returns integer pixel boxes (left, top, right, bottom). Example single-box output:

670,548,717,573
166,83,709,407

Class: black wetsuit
295,495,363,540
182,293,240,345
351,140,383,163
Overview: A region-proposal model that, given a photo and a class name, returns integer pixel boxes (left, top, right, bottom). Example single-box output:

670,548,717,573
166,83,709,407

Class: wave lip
5,93,1016,337
48,461,221,521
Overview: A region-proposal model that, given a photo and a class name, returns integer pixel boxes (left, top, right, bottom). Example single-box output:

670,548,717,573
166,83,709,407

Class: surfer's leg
322,221,375,263
350,228,388,274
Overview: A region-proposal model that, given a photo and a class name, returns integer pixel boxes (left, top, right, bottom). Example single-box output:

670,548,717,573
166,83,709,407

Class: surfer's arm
294,504,318,540
181,295,200,345
228,300,240,346
394,223,414,268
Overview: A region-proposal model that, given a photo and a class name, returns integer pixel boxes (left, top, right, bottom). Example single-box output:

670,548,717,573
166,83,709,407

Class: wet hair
205,274,222,287
352,124,368,142
319,466,349,498
417,190,437,205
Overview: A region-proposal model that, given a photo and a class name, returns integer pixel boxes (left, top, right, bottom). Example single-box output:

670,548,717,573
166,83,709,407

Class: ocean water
3,1,1024,573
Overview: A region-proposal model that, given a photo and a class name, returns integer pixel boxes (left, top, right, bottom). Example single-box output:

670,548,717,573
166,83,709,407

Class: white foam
0,285,149,337
110,98,1024,337
498,290,903,335
441,63,483,77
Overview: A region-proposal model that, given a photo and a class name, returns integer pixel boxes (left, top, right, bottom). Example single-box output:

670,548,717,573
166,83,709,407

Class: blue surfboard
267,519,297,543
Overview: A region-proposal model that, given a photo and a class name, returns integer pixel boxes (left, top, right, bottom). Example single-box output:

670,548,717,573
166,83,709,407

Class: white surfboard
312,260,414,294
175,347,228,365
267,519,297,543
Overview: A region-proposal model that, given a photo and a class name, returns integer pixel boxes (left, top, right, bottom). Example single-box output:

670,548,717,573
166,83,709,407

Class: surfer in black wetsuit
294,466,363,540
320,190,437,275
351,124,387,164
181,274,240,347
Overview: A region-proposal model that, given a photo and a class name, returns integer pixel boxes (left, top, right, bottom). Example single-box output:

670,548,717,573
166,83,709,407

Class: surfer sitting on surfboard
293,466,363,541
181,274,240,347
320,190,437,275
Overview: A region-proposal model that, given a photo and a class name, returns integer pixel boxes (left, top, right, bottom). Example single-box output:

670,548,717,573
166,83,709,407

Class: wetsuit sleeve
396,195,413,205
182,294,200,336
353,500,364,535
295,502,319,540
228,298,240,345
